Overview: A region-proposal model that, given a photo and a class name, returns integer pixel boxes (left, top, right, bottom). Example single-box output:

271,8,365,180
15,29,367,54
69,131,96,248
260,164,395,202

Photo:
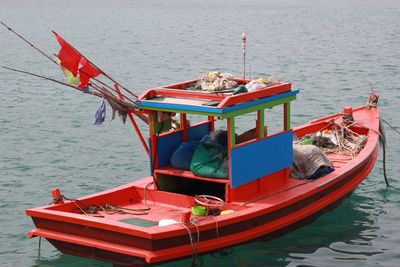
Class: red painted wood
25,105,380,266
229,168,294,201
180,113,187,142
162,79,198,90
138,88,226,101
155,166,229,184
208,116,215,132
226,118,233,202
149,113,157,174
138,80,291,110
217,82,292,108
27,147,378,264
114,84,149,155
127,112,149,155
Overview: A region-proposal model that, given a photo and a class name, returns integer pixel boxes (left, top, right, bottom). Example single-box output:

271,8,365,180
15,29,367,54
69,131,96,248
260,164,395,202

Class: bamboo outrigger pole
1,22,153,154
51,30,138,99
114,84,149,155
2,66,137,109
0,22,137,106
2,66,100,97
0,23,133,107
3,66,152,154
1,22,58,65
50,52,138,105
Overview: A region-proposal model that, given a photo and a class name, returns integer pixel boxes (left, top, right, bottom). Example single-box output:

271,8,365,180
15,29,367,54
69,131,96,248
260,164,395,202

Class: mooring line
381,118,400,136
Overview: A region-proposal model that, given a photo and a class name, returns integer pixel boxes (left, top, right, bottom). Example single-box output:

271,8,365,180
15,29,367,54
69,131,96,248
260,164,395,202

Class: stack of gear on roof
187,71,278,94
199,72,237,92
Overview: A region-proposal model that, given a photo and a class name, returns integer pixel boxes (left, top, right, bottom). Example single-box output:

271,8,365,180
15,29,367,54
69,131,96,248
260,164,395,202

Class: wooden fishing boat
26,78,380,266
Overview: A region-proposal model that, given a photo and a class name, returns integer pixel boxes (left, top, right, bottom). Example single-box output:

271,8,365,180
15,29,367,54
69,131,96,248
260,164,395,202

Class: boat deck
327,153,353,169
40,146,356,229
92,202,190,228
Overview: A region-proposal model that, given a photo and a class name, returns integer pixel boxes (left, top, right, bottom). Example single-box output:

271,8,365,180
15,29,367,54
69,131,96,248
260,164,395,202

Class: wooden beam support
257,109,265,138
284,102,291,130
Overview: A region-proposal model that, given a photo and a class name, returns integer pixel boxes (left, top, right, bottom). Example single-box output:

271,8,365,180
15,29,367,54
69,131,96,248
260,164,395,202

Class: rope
379,120,390,186
209,215,224,258
181,223,196,265
144,182,154,207
151,121,164,189
294,117,339,145
49,194,149,216
381,118,400,136
179,217,205,267
300,120,368,158
38,236,41,258
190,218,200,265
340,117,391,187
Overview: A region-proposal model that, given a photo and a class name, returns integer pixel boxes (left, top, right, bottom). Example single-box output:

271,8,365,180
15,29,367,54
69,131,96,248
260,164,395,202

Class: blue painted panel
156,131,183,168
136,90,299,115
187,122,210,141
154,122,210,169
230,131,293,188
136,100,219,114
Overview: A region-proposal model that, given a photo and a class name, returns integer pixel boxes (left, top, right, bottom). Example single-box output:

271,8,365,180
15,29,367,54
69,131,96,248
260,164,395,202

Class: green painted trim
143,95,296,123
150,111,157,135
220,95,296,119
151,111,172,133
228,117,236,148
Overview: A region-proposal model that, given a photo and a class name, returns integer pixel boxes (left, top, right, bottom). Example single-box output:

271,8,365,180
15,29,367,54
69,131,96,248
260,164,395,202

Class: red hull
26,106,380,266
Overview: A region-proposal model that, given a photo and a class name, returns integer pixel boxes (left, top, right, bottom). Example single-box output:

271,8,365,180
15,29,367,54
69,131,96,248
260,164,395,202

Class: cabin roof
136,79,298,117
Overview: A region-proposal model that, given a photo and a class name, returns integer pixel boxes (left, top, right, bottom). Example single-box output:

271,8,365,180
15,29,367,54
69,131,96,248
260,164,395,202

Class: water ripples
1,0,400,266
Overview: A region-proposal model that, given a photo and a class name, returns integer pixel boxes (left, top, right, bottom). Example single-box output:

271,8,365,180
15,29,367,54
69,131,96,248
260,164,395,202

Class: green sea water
1,0,399,266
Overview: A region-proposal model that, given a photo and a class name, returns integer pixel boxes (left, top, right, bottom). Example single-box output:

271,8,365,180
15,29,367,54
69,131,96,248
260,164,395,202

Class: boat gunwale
27,146,379,264
25,106,380,264
26,120,379,240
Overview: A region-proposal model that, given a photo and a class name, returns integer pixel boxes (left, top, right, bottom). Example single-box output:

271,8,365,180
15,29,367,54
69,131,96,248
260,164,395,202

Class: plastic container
191,205,206,216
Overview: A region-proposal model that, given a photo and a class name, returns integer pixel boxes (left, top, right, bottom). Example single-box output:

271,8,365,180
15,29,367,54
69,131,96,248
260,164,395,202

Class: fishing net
199,72,238,92
293,121,368,179
300,122,368,158
321,124,367,157
291,144,333,179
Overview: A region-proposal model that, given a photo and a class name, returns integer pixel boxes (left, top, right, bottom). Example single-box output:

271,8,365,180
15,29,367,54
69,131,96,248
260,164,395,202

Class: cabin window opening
265,106,284,135
152,111,174,135
156,173,226,200
185,114,206,128
213,117,226,132
235,112,263,144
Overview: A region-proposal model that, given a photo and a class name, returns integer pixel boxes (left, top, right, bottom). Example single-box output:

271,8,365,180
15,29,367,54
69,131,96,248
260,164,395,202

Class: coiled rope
50,195,150,217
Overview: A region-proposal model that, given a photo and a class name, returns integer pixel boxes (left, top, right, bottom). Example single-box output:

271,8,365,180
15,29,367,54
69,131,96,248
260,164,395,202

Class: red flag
54,32,81,77
78,58,101,88
53,31,102,89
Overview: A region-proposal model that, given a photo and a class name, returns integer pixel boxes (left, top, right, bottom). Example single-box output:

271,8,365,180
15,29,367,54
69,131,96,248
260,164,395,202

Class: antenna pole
241,32,247,79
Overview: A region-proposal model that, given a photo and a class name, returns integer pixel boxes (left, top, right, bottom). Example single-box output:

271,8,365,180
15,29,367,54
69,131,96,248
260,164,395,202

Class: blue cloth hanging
94,98,106,125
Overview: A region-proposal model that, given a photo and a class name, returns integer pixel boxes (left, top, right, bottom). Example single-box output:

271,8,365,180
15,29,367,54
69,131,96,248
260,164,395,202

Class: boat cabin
136,78,299,202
